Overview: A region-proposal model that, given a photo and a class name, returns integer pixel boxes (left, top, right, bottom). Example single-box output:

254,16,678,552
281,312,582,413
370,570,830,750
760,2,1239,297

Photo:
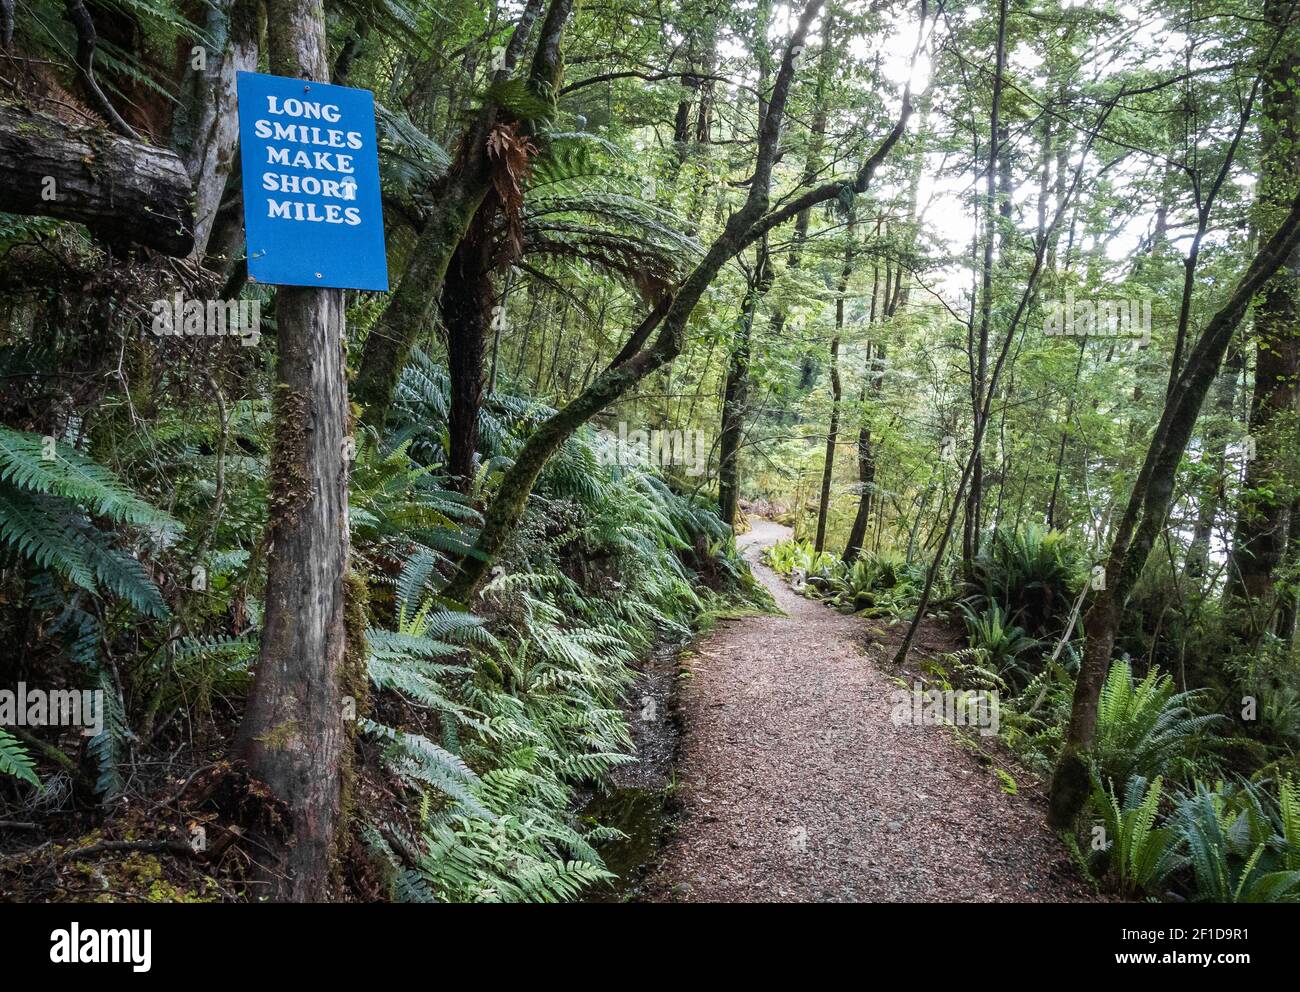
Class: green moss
66,852,216,903
255,719,301,750
1048,748,1093,829
267,385,312,528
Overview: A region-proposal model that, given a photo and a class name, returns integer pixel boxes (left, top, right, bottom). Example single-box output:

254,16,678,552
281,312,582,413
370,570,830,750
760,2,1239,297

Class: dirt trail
642,519,1096,902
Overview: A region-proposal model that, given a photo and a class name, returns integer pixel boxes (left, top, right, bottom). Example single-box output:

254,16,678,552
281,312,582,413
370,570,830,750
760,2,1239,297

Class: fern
0,426,181,532
1092,659,1222,789
1279,777,1300,871
359,358,760,902
86,668,132,799
1173,780,1300,903
1089,774,1186,898
362,719,488,819
0,727,40,789
0,428,177,618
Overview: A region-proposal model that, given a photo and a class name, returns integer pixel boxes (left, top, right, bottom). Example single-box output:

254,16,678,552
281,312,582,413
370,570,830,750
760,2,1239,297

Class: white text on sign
254,96,364,226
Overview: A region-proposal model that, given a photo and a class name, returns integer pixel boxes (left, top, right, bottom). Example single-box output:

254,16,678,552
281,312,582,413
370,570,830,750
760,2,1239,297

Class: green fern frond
0,426,182,533
0,727,40,789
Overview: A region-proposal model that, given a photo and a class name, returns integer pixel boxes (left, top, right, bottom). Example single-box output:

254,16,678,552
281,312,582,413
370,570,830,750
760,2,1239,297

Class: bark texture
233,0,351,902
1225,3,1300,630
718,245,772,528
0,101,193,255
173,0,261,260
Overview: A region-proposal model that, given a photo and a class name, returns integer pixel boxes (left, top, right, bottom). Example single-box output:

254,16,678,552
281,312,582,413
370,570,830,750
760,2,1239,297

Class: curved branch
63,0,140,140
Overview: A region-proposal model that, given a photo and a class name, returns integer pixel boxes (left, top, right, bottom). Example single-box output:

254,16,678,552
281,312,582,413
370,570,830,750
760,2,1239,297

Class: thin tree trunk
1046,343,1085,529
1187,344,1243,577
234,0,350,902
815,215,855,551
843,358,880,563
963,0,1008,577
718,244,772,528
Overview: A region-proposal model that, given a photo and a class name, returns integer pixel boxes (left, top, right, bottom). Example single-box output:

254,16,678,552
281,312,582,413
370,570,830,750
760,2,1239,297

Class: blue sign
236,71,388,291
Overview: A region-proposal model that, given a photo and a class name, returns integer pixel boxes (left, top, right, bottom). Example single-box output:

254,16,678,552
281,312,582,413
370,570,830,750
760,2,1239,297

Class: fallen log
0,101,194,256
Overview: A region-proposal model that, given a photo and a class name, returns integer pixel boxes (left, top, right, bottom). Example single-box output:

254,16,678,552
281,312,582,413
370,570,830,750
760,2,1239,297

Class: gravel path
642,519,1097,903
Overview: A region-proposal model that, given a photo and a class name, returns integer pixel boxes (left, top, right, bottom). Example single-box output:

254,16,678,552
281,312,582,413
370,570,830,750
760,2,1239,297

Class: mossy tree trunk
233,0,351,902
1225,2,1300,634
0,102,194,255
352,0,552,426
442,233,493,489
1047,186,1300,829
718,242,772,528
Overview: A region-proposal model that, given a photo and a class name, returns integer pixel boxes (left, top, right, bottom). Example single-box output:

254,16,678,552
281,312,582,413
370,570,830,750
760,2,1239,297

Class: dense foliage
2,0,1299,905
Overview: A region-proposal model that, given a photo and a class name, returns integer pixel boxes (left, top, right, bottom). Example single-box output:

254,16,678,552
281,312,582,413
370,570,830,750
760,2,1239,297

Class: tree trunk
814,216,854,552
1225,2,1300,629
173,0,260,260
234,0,351,902
814,335,842,552
1047,186,1300,829
789,12,835,391
718,244,772,528
843,371,878,563
1186,345,1243,577
352,0,554,424
1277,493,1300,646
963,0,1008,577
0,101,193,256
442,232,494,489
716,5,777,530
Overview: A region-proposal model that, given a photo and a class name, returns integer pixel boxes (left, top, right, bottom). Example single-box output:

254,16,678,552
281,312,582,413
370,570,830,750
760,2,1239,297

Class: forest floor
640,519,1101,903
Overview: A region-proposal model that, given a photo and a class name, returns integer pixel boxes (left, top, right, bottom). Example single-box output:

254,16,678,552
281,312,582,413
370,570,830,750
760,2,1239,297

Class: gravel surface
642,520,1099,903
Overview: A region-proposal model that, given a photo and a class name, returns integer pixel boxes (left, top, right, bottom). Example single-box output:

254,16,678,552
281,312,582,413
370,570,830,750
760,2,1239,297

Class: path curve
643,519,1096,902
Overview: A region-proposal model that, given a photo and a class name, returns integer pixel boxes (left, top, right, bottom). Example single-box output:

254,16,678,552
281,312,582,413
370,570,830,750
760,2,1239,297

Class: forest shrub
1091,659,1223,792
964,525,1084,638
